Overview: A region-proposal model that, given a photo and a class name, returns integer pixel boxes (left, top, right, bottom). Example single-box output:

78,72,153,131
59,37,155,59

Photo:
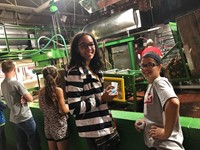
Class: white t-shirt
143,77,184,150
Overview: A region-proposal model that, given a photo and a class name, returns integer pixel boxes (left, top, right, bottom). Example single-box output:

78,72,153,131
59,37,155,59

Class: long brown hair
42,66,59,105
68,32,103,74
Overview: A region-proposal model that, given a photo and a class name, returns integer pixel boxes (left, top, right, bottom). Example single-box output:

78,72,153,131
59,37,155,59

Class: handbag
94,127,120,150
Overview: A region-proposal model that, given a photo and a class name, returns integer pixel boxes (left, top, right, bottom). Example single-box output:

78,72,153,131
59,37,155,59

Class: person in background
39,66,69,150
65,32,118,150
134,52,184,150
0,99,6,150
142,39,162,57
1,60,41,150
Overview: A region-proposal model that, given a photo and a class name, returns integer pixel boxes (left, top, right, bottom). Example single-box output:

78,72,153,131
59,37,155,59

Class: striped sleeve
65,67,101,116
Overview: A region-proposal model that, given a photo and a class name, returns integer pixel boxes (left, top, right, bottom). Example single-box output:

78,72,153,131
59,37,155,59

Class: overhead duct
83,9,141,39
0,3,36,14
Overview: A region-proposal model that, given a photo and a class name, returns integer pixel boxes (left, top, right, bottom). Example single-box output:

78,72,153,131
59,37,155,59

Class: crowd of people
0,33,185,150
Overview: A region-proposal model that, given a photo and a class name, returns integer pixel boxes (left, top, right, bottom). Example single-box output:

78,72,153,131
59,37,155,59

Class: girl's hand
149,126,167,140
135,119,145,132
101,85,118,102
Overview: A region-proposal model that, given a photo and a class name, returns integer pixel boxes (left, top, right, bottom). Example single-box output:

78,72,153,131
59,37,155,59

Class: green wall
4,103,200,150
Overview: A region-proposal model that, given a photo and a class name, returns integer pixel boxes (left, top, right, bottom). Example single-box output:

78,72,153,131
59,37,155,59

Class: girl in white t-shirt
135,52,185,150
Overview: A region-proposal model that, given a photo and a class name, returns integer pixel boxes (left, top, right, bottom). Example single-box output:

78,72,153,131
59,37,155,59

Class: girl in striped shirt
65,32,118,150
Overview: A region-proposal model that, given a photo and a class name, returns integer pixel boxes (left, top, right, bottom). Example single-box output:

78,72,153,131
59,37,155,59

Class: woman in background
39,66,69,150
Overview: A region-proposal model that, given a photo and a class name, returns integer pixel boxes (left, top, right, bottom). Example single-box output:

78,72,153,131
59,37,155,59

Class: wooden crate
176,9,200,77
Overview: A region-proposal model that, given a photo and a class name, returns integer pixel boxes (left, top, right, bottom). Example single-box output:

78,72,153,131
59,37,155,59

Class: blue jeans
14,117,41,150
0,125,6,150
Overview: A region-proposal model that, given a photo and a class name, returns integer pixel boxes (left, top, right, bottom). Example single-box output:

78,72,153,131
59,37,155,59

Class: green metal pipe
127,41,135,70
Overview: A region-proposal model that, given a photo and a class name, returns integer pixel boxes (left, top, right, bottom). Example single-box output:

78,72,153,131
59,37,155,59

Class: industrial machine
94,21,199,112
0,24,71,93
0,13,198,113
98,36,147,111
0,23,193,112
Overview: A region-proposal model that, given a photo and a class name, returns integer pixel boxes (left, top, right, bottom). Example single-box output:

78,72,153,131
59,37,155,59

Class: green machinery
0,24,70,60
162,22,190,82
2,22,200,150
0,22,194,111
0,24,71,90
97,22,195,111
98,36,147,111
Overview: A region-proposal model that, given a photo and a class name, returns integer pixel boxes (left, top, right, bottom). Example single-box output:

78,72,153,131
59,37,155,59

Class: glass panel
79,0,99,14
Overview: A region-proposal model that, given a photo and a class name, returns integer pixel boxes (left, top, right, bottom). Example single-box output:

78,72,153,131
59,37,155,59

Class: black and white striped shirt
65,66,113,138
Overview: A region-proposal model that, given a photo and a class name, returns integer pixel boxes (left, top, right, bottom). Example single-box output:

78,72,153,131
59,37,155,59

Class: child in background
0,99,6,150
1,60,41,150
39,66,69,150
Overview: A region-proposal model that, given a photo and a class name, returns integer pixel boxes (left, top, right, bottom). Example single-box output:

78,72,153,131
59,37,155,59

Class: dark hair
1,60,15,73
142,52,161,65
42,66,59,105
68,32,103,74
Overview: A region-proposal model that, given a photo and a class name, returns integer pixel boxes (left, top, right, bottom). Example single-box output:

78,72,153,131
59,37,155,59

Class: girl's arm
38,90,43,111
149,97,179,139
163,97,180,137
56,87,69,114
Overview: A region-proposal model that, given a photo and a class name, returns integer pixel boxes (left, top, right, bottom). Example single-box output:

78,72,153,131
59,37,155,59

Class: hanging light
50,0,58,13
